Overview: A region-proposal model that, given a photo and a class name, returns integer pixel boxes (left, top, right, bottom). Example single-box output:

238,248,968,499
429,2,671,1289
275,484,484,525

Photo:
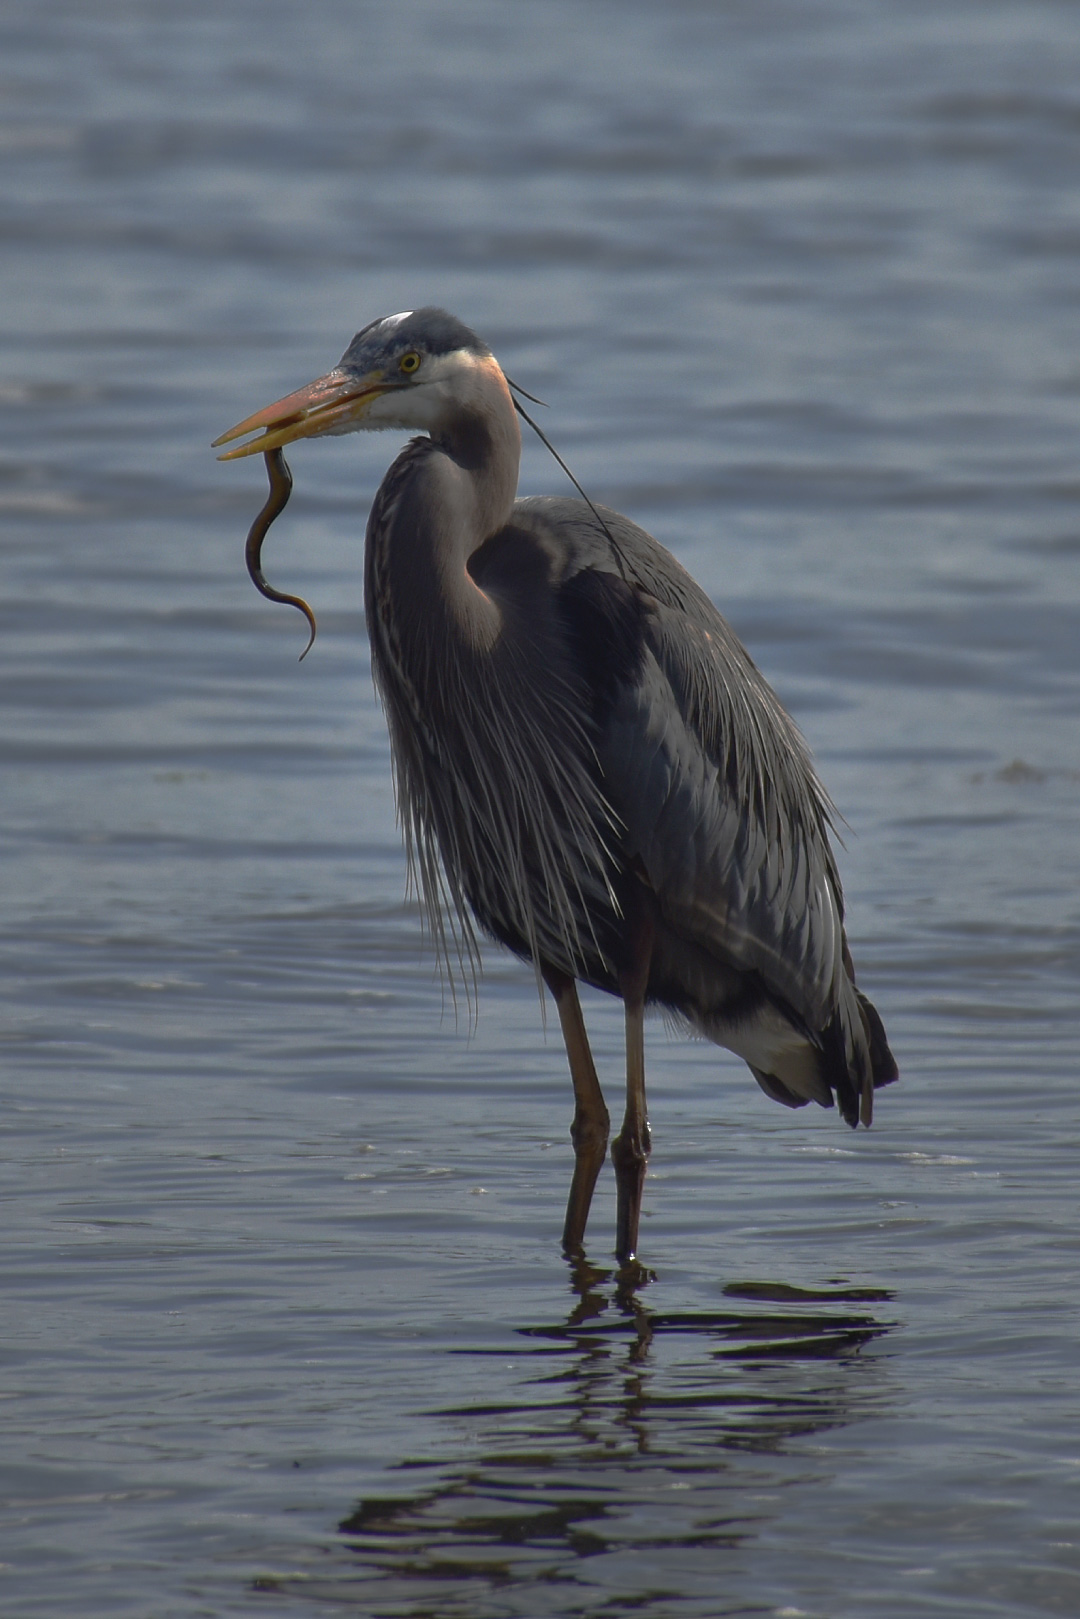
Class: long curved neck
365,358,521,690
427,356,520,550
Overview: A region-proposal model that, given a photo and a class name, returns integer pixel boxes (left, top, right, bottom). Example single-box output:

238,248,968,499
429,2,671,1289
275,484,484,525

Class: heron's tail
857,989,899,1093
820,986,898,1129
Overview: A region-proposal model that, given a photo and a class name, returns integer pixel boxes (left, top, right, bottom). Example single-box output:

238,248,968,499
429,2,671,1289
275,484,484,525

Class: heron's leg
544,969,609,1254
611,903,655,1264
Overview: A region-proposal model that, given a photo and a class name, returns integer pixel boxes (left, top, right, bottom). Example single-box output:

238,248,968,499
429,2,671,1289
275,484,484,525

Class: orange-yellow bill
212,367,386,460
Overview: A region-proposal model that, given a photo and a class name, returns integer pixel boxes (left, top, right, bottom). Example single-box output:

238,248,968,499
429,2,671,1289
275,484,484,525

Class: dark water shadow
258,1265,895,1615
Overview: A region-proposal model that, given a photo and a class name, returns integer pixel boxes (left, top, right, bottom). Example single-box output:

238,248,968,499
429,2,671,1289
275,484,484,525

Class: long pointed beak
212,367,389,460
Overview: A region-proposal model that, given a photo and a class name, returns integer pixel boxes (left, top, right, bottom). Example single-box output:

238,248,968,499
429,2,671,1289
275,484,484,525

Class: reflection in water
262,1270,893,1614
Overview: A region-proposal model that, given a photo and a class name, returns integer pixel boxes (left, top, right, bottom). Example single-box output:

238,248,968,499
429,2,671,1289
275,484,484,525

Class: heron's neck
428,365,521,548
426,384,520,642
367,378,521,671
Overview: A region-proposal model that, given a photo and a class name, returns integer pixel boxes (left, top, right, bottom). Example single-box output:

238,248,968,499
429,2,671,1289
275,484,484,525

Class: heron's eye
399,352,421,375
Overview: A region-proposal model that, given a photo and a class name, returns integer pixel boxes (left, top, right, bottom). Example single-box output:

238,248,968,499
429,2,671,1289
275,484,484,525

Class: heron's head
214,308,505,460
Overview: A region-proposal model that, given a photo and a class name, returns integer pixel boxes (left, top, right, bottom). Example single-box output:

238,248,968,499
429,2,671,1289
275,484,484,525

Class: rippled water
3,1,1080,1614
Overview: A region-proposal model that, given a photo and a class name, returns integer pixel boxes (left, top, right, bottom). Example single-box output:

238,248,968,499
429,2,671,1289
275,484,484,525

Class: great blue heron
214,307,897,1264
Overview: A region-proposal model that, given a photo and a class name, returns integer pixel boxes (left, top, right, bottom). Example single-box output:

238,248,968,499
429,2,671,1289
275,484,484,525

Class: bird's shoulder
505,495,705,605
501,499,827,804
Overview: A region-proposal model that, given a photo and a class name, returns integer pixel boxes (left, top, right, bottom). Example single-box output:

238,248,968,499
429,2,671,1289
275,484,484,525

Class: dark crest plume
506,380,629,584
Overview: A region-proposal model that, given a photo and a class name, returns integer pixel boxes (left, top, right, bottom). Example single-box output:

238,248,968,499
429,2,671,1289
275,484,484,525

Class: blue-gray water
3,1,1080,1614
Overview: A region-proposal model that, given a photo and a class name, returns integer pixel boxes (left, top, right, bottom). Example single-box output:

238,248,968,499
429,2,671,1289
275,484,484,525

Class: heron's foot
561,1102,610,1254
614,1257,657,1303
611,1123,651,1263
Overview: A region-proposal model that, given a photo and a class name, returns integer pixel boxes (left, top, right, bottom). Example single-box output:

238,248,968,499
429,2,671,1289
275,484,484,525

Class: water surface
2,1,1080,1614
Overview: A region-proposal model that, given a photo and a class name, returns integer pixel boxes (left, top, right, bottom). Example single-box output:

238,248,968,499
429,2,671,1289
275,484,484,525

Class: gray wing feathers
602,618,846,1033
515,496,849,1035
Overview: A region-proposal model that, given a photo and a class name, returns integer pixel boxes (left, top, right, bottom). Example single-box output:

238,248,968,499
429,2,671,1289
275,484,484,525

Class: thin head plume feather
506,378,630,585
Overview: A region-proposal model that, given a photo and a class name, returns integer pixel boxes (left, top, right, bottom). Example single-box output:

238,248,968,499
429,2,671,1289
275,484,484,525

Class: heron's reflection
262,1264,894,1608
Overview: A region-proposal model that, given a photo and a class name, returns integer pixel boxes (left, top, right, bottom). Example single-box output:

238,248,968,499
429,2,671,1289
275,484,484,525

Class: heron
214,307,897,1264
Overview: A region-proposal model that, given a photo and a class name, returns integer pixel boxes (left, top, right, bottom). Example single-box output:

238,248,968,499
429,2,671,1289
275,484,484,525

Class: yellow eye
399,351,421,374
